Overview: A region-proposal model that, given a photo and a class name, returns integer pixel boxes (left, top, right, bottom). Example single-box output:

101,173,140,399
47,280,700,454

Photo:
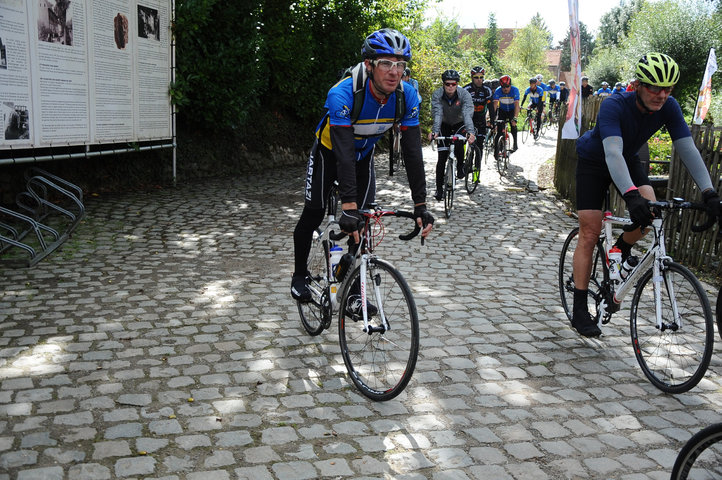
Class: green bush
647,131,672,175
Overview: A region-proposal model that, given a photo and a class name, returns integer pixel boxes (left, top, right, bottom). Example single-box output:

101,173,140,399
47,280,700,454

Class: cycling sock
614,235,633,260
573,288,589,315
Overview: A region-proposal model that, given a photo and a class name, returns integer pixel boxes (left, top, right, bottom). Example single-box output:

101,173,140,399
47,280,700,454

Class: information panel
0,0,172,150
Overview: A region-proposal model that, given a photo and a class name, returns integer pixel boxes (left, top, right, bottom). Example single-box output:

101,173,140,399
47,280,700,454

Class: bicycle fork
359,255,390,334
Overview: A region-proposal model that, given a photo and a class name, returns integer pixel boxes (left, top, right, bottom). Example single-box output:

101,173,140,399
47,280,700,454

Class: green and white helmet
635,53,679,87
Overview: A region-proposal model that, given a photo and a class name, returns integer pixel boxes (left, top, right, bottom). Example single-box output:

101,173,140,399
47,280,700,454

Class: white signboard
0,0,172,150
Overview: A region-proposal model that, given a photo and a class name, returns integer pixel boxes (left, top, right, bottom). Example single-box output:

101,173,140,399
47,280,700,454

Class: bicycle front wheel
495,135,508,176
521,118,530,144
558,227,605,323
298,231,332,336
338,258,419,401
444,160,454,218
630,262,714,394
671,423,722,480
715,286,722,341
464,144,480,194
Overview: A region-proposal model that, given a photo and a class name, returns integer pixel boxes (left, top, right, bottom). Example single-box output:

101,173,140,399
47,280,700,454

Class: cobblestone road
1,130,721,479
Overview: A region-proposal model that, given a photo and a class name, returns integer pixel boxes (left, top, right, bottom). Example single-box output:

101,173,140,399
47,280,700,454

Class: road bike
482,122,496,166
521,107,539,144
670,422,722,479
433,132,472,218
297,184,422,401
494,119,512,177
558,196,714,393
463,132,483,195
388,126,403,176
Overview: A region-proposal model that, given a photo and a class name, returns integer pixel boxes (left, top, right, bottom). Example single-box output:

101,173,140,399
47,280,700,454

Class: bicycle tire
444,159,454,218
538,113,546,136
338,258,419,401
715,287,722,338
670,423,722,480
558,227,606,323
521,118,530,144
464,144,480,194
297,231,332,336
630,261,714,394
495,135,508,176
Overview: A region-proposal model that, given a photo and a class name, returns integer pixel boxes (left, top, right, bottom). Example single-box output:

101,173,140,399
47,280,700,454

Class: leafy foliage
585,47,626,89
502,23,550,80
596,0,644,48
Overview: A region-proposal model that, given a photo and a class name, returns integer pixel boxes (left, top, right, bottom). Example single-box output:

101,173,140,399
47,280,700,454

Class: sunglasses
472,75,484,79
643,83,673,94
444,82,457,87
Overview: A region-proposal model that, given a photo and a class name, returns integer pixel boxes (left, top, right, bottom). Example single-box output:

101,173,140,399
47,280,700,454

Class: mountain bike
494,119,512,177
521,107,538,144
670,422,722,479
558,196,714,393
432,132,469,218
297,186,423,401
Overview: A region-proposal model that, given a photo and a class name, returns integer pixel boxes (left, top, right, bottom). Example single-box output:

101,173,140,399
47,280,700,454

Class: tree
481,13,502,74
530,12,553,48
558,22,595,71
502,23,549,79
596,0,644,48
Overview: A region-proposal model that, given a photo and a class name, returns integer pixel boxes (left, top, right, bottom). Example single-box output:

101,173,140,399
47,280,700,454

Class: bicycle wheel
671,423,722,480
338,258,419,401
558,228,606,323
297,231,333,336
521,118,530,144
630,262,714,394
464,144,480,194
538,114,546,136
444,160,454,218
716,286,722,341
495,135,508,176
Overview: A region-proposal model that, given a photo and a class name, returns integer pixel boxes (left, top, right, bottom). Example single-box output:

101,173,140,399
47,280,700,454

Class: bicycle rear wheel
338,258,419,401
715,286,722,341
521,118,530,144
558,227,606,323
671,423,722,480
444,160,454,218
464,144,480,194
630,262,714,394
297,231,333,336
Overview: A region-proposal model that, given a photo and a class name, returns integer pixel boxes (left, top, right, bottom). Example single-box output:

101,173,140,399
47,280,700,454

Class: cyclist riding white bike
291,28,434,302
572,52,721,337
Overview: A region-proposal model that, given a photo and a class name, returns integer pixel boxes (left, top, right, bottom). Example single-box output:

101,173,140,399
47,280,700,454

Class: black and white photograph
137,5,160,41
2,102,30,140
0,37,7,69
37,0,73,46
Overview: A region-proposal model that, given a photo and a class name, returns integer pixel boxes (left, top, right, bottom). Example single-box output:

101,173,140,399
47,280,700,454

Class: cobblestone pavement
1,129,721,480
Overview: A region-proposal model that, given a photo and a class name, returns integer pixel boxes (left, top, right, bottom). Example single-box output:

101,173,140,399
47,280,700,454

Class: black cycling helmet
499,75,512,87
362,28,412,61
471,66,485,75
441,69,461,82
529,77,537,84
549,79,556,85
581,76,589,81
615,81,622,87
559,81,566,86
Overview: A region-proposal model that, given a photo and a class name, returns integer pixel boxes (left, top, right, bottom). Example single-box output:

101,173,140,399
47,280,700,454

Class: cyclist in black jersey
463,66,493,142
291,28,434,302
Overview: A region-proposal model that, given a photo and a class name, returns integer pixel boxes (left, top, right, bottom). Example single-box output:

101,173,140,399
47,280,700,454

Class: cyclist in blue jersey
463,66,493,146
291,28,434,302
521,77,546,138
571,53,721,337
595,81,612,97
492,74,520,157
612,81,624,95
429,69,476,200
546,79,560,117
535,74,548,91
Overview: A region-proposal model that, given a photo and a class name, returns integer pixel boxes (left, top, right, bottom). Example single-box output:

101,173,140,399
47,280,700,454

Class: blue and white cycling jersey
493,85,520,112
522,86,545,106
316,77,421,159
546,85,560,100
596,87,613,97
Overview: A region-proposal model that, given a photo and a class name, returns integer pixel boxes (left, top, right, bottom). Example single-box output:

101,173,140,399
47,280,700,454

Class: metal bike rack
0,168,85,267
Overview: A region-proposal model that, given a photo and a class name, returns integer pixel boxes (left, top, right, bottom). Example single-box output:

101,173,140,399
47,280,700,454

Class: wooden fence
553,98,722,274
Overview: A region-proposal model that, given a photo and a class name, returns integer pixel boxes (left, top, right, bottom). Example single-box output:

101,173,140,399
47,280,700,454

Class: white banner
693,48,717,125
562,0,582,139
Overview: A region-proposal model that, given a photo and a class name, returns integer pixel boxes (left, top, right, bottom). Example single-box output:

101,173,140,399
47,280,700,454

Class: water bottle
329,245,343,303
620,255,639,280
608,246,622,281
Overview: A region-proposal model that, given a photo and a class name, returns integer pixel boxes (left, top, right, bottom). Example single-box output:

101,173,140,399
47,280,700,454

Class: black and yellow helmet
635,53,679,87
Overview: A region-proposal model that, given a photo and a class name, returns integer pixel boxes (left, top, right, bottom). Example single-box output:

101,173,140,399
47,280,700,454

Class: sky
425,1,604,46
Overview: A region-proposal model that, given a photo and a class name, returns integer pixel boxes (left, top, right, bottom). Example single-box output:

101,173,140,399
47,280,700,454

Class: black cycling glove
622,190,653,227
414,204,434,228
339,209,362,234
702,189,721,218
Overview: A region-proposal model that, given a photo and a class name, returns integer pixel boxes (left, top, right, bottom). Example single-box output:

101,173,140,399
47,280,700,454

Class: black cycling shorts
303,139,375,210
575,157,650,210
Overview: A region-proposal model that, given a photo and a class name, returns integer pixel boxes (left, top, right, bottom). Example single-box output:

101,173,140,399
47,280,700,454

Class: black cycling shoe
345,294,378,320
290,274,312,303
571,311,602,337
456,165,465,179
434,190,443,201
